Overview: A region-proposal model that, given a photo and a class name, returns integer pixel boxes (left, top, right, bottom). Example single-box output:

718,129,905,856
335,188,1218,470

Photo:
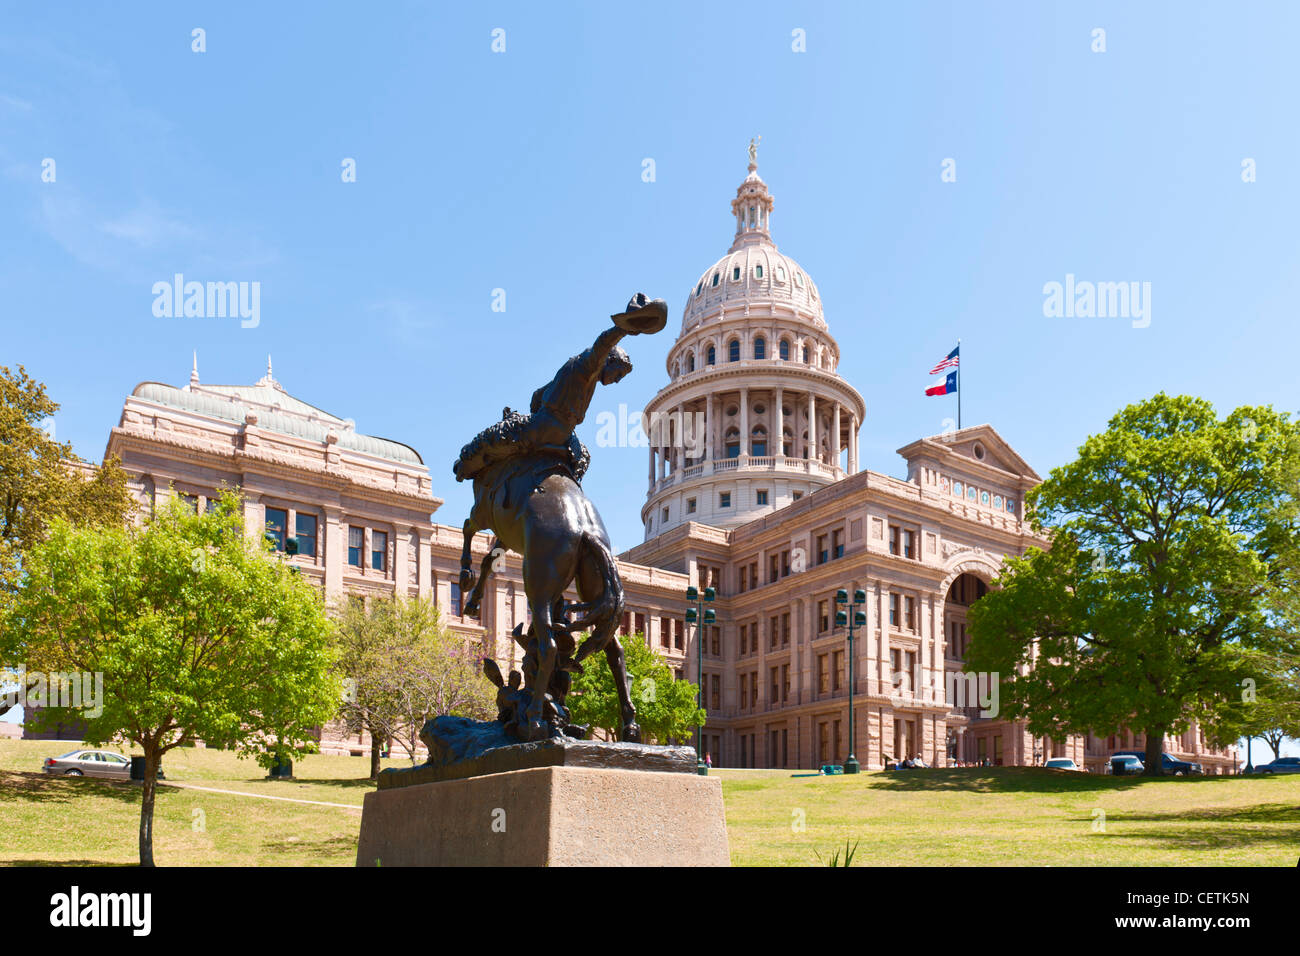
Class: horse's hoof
621,723,642,744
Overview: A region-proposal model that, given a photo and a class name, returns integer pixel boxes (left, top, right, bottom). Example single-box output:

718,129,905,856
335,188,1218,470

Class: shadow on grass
0,770,166,806
1,858,133,867
260,835,357,855
1072,803,1300,853
865,767,1254,794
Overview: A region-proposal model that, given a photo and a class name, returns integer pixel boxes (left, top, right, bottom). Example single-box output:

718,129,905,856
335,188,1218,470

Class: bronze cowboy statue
453,293,668,743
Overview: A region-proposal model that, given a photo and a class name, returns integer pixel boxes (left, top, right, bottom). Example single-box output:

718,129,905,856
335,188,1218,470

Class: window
781,550,790,576
695,281,703,296
889,593,899,628
754,337,766,360
449,581,462,616
732,266,741,281
782,613,790,646
818,600,829,633
905,596,916,631
706,345,716,365
727,339,740,363
903,529,915,559
802,345,810,363
710,674,721,711
817,534,828,565
662,507,669,522
769,616,779,650
751,430,767,457
776,265,787,282
832,529,844,559
779,339,790,360
686,353,695,372
371,530,388,572
264,507,287,551
888,524,900,555
295,513,318,558
687,497,696,514
817,654,828,694
769,554,779,582
719,491,731,508
711,272,719,287
792,490,802,501
347,526,363,567
832,650,843,692
178,492,199,513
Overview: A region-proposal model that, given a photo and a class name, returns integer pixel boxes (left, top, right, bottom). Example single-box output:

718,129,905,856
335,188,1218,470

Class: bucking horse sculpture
452,294,668,743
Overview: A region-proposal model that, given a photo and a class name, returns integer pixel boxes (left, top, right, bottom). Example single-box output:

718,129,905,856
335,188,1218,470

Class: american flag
928,345,959,375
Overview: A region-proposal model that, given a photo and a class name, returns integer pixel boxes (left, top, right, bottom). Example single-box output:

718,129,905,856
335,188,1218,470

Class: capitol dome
642,145,865,538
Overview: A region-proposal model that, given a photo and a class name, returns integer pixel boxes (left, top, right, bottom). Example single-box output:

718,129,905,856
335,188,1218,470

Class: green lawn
2,739,1295,866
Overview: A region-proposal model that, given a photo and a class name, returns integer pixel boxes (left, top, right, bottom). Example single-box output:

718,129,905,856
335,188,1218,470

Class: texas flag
925,370,957,396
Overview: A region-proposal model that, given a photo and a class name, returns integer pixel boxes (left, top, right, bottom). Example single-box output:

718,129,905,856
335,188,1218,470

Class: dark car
1254,757,1300,775
1110,754,1144,776
1112,750,1202,775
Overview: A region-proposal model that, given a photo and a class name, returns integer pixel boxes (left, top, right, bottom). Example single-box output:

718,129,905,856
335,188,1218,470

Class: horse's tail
573,531,624,633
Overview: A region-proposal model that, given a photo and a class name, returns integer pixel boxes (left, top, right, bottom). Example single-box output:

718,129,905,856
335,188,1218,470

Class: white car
1044,757,1081,771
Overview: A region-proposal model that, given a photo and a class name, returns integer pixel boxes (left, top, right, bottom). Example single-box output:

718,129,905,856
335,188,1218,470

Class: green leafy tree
967,394,1300,775
0,364,133,619
335,594,493,775
567,632,705,744
0,491,339,865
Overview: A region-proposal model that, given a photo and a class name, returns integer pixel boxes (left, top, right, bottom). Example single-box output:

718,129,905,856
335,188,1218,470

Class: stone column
242,494,263,546
808,393,817,463
323,506,344,599
774,387,784,458
648,436,656,487
704,393,714,471
848,414,858,474
739,387,750,459
675,402,684,468
394,527,409,596
832,402,842,472
417,528,432,599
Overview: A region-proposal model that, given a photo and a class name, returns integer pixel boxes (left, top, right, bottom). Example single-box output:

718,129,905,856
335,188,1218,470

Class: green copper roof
132,382,424,466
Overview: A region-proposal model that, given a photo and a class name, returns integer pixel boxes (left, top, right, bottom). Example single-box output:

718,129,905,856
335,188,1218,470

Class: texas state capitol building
99,152,1233,774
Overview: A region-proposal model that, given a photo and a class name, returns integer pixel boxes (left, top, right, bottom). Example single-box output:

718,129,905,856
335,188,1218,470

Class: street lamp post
685,585,716,776
834,588,867,774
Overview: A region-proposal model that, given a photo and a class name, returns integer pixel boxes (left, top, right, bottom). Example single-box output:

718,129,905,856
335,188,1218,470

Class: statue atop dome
748,135,761,168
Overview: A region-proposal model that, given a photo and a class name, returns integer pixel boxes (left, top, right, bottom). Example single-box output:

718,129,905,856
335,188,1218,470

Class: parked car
1110,754,1145,776
42,749,132,779
1112,750,1202,775
1253,756,1300,775
1044,757,1081,771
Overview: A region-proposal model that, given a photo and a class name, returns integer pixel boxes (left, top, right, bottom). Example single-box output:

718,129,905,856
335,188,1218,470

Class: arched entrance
939,557,999,767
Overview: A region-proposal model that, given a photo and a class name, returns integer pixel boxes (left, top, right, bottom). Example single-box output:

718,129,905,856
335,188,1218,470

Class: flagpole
957,337,962,430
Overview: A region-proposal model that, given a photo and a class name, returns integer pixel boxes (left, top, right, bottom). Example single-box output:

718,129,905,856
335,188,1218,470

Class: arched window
686,352,695,372
754,337,766,360
802,344,810,364
779,339,790,361
782,428,793,457
732,266,741,281
751,425,768,458
755,264,764,279
728,339,740,363
711,272,720,288
696,281,704,297
725,427,740,459
706,345,716,365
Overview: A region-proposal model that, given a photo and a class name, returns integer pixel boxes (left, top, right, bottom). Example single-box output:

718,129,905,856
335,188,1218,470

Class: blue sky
2,3,1297,754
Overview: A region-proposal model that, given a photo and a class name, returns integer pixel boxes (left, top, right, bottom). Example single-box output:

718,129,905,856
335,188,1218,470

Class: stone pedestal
356,765,729,867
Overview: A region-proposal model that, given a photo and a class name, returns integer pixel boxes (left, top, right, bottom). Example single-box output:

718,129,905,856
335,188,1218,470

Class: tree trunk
368,722,381,780
1142,727,1166,777
138,745,160,867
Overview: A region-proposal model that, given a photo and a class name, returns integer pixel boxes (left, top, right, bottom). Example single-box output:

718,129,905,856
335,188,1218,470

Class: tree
966,394,1300,776
335,594,493,774
567,632,705,744
0,364,133,612
0,491,339,865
